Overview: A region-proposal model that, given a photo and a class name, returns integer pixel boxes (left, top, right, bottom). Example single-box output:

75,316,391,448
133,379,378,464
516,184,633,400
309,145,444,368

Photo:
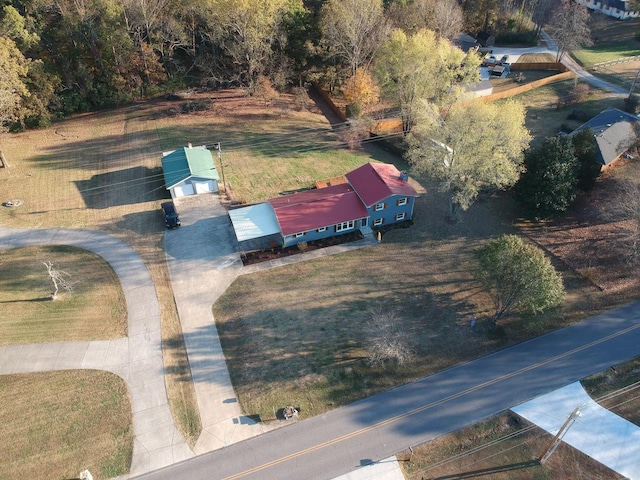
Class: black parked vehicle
161,201,181,229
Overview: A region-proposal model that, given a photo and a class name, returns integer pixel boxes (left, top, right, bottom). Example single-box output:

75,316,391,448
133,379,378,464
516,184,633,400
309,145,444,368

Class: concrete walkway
0,227,193,477
512,382,640,479
164,194,271,454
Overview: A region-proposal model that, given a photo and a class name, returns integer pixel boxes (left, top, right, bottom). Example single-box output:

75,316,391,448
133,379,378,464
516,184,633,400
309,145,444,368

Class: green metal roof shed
161,144,220,198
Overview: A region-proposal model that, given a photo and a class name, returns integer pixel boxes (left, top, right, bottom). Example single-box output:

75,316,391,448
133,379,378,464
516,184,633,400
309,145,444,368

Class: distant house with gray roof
161,144,220,198
574,0,638,19
571,107,639,166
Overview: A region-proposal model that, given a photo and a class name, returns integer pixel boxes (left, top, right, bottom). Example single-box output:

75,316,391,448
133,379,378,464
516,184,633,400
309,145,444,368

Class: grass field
572,16,640,67
507,79,623,146
0,246,126,344
0,370,132,480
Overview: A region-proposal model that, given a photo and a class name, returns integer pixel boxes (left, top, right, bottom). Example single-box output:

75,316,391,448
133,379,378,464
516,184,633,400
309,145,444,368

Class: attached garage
161,145,220,199
229,203,283,252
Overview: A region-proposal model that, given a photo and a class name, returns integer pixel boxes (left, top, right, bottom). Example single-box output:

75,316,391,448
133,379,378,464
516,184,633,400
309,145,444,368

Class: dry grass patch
0,245,126,344
398,413,620,480
0,370,133,480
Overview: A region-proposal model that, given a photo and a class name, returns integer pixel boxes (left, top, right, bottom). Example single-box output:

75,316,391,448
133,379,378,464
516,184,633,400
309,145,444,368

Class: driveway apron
164,194,273,454
0,226,193,477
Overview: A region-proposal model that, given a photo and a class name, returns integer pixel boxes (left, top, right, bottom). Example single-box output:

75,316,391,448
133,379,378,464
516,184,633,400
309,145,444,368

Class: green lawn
506,79,623,147
573,40,640,68
0,245,127,344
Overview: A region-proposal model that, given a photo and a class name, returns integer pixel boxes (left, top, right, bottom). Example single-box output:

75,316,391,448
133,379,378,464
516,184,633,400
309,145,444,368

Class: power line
410,380,640,478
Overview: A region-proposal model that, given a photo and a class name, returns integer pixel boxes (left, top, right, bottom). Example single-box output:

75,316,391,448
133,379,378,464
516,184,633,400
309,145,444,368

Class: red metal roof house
230,162,419,250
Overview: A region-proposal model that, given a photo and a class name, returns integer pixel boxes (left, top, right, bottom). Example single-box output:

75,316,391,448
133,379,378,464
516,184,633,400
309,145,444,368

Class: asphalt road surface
136,301,640,480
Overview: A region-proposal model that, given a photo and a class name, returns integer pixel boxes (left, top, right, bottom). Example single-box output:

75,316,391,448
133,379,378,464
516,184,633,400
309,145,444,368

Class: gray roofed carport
228,203,282,252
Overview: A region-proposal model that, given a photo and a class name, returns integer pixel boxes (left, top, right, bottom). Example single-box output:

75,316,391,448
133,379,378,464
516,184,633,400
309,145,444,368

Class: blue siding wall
368,195,415,228
282,219,363,247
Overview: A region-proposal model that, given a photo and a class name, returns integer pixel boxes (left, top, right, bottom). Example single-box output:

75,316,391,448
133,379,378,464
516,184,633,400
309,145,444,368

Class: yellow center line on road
223,320,640,480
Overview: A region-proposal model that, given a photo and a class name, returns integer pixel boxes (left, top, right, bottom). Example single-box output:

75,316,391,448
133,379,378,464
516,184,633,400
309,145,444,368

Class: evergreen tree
515,136,579,218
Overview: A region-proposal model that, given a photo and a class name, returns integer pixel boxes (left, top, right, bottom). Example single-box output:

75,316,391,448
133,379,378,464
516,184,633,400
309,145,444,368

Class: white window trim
395,212,406,221
373,218,384,226
335,220,355,232
397,197,407,206
374,202,385,211
317,227,327,233
294,232,305,238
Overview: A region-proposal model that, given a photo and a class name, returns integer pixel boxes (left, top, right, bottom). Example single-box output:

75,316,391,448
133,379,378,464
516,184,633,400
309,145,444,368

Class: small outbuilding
161,144,220,198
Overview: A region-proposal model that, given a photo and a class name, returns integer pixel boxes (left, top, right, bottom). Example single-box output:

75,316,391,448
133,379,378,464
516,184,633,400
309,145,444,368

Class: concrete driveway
164,194,274,454
0,226,193,477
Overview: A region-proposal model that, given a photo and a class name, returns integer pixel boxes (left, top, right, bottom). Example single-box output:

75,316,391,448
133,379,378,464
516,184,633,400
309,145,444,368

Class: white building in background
574,0,639,19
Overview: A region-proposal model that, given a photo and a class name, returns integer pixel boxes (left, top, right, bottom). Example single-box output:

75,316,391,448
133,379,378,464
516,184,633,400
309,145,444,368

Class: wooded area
0,0,582,131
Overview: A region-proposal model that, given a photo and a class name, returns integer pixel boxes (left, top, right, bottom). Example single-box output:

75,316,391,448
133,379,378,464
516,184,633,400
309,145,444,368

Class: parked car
161,201,181,229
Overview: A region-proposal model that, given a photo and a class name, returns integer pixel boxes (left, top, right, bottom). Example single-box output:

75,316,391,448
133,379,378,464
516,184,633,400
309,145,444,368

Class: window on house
335,220,355,232
317,227,327,233
396,197,408,206
395,213,406,221
373,218,384,227
294,232,305,238
374,202,385,211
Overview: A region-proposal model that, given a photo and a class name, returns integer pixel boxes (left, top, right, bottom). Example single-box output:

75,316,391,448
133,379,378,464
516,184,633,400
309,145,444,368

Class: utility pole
629,69,640,98
213,142,226,199
538,406,581,465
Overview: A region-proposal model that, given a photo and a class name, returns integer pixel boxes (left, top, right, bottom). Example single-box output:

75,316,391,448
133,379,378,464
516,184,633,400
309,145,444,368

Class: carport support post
214,142,227,199
538,406,581,464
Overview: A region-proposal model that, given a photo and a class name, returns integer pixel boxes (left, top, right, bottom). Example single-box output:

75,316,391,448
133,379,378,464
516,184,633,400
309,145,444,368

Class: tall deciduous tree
0,37,28,131
387,0,464,40
206,0,297,89
342,67,380,111
475,234,564,325
407,100,530,221
549,0,592,62
515,136,579,218
374,28,480,135
320,0,389,76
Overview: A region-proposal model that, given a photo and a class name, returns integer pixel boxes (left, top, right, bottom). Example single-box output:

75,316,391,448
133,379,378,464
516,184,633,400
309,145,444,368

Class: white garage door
194,180,214,194
173,183,195,197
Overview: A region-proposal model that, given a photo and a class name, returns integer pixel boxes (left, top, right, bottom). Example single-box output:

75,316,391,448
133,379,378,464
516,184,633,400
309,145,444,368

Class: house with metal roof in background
228,162,419,252
161,144,220,198
570,107,639,166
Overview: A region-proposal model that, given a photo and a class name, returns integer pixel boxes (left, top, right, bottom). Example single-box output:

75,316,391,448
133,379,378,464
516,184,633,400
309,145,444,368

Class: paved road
0,227,193,476
135,299,640,480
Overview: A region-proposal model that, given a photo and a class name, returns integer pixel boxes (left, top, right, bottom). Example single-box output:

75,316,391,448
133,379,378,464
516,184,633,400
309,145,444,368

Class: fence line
593,56,640,69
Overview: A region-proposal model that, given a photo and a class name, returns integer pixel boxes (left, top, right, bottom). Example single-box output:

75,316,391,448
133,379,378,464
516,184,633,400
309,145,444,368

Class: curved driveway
0,226,193,477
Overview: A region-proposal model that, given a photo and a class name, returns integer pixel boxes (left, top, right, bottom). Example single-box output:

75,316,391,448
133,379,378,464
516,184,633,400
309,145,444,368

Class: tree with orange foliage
342,68,380,114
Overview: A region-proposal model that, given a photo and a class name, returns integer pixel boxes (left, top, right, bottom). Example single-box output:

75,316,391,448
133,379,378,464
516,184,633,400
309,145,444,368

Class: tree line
1,0,579,131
